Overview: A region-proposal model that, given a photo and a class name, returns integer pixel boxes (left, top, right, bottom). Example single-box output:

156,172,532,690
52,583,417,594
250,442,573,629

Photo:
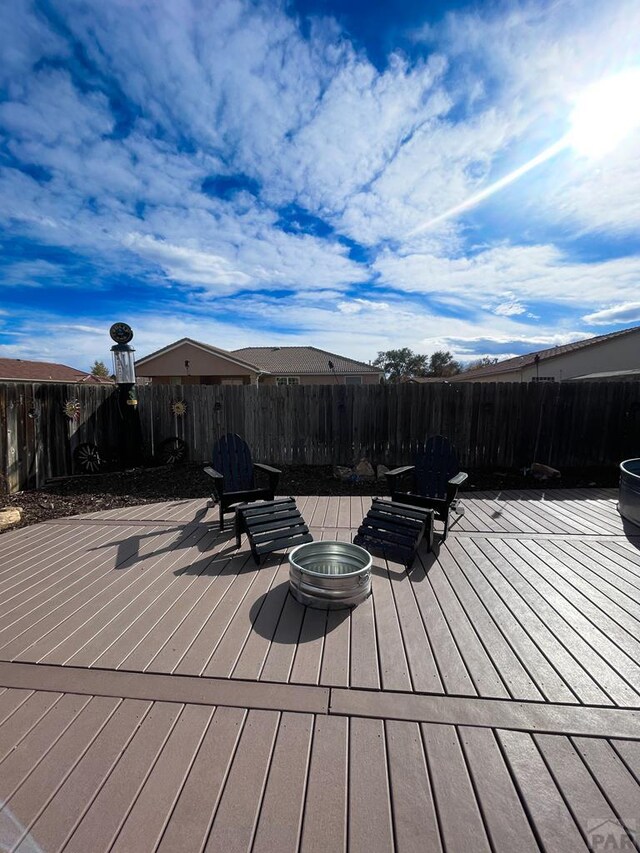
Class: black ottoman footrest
354,498,434,567
236,497,313,565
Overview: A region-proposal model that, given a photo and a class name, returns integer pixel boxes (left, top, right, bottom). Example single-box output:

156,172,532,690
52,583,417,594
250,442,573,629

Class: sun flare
568,68,640,158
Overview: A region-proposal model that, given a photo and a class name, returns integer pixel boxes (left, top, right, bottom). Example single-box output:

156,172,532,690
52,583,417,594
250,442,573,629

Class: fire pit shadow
249,580,350,644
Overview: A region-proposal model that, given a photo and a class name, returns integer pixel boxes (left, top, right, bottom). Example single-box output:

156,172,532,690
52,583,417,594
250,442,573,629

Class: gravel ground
0,461,619,534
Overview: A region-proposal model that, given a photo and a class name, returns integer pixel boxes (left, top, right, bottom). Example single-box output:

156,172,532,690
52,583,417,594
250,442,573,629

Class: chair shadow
367,537,441,583
90,516,235,572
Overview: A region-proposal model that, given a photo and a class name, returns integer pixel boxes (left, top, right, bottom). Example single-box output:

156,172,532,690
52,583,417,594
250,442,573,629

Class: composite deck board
383,553,443,695
428,549,511,699
385,719,442,853
349,716,395,853
62,701,183,853
469,538,617,705
422,723,492,853
459,726,540,853
300,714,348,853
1,688,640,852
497,729,589,851
512,539,640,664
438,544,544,701
156,706,247,853
252,711,313,853
410,555,478,696
16,698,153,853
1,490,640,851
111,703,214,852
488,538,640,705
7,525,214,665
3,695,121,849
565,736,640,837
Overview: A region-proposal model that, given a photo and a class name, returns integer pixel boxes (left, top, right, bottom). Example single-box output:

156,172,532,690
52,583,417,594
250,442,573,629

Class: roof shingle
231,346,380,375
0,358,112,383
454,325,640,379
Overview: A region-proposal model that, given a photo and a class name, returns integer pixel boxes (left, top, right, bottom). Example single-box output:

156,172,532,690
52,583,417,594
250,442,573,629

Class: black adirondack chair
385,435,467,540
203,433,281,531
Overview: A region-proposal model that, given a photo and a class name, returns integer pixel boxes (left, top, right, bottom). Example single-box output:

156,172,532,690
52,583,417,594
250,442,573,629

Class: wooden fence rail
2,381,639,494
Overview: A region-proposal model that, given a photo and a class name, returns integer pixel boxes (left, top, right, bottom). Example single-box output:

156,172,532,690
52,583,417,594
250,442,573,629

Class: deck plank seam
6,663,640,740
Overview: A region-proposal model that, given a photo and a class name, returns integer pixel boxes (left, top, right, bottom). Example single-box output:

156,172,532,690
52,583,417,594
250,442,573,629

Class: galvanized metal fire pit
619,459,640,527
288,541,372,609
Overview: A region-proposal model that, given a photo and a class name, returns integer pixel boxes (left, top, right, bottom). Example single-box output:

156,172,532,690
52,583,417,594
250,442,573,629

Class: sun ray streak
408,137,569,236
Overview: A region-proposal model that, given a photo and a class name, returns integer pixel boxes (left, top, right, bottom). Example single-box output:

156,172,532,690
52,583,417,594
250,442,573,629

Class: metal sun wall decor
171,400,187,417
63,399,81,421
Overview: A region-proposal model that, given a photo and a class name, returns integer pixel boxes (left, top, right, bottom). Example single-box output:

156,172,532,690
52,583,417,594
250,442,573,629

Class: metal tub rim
620,458,640,479
288,541,372,578
288,540,372,609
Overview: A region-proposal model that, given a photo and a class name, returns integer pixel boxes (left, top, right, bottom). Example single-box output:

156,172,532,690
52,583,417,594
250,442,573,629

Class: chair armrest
448,471,468,486
446,470,467,503
386,465,415,479
254,462,281,491
203,466,224,500
385,465,415,495
254,463,282,475
203,466,224,481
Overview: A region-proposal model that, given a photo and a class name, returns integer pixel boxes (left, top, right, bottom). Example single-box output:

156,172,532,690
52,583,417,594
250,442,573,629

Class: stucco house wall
136,342,258,384
259,372,381,385
459,329,640,383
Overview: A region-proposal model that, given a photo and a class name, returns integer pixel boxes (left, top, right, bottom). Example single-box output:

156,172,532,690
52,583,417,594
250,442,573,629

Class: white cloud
124,234,252,290
583,302,640,325
0,0,639,357
494,300,526,316
375,243,640,307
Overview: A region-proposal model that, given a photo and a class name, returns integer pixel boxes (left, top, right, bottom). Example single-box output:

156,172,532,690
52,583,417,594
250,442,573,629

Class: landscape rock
333,465,353,482
354,459,375,480
530,462,561,479
0,507,22,531
376,464,389,480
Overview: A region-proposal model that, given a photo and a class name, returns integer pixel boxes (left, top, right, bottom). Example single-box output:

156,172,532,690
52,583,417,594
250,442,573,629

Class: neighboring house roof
135,338,267,373
231,346,381,375
0,358,113,384
454,325,640,380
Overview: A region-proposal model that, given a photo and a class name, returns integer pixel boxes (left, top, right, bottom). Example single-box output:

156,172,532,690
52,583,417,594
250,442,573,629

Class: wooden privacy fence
2,380,640,494
0,383,120,494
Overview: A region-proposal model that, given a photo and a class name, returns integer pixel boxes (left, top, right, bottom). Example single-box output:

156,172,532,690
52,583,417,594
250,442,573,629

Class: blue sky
1,0,640,370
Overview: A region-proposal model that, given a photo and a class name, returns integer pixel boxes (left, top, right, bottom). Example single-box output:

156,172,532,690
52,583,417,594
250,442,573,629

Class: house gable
136,339,263,380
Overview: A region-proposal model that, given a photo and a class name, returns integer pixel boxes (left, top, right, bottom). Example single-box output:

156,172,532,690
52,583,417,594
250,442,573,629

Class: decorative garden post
110,322,142,467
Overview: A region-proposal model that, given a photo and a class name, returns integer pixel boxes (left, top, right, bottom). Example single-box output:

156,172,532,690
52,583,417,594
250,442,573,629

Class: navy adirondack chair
385,435,467,539
204,433,281,531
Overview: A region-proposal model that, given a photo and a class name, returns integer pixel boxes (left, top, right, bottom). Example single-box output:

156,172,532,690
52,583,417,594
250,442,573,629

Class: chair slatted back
212,433,255,492
414,435,459,499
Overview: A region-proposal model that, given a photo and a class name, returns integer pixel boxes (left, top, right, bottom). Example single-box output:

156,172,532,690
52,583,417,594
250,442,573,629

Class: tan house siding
136,342,258,384
260,372,380,386
457,328,640,383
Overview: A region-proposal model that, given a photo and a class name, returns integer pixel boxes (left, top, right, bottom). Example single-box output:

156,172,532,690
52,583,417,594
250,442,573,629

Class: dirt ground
0,461,620,534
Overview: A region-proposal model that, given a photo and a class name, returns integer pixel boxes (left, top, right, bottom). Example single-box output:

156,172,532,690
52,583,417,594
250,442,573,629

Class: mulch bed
1,462,619,534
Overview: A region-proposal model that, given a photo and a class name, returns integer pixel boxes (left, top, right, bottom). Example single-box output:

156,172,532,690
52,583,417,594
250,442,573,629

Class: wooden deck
1,489,640,851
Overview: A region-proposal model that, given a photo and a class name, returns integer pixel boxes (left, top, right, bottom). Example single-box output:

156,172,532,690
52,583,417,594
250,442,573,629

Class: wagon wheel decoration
158,437,187,464
171,400,187,417
74,442,102,473
63,399,81,421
